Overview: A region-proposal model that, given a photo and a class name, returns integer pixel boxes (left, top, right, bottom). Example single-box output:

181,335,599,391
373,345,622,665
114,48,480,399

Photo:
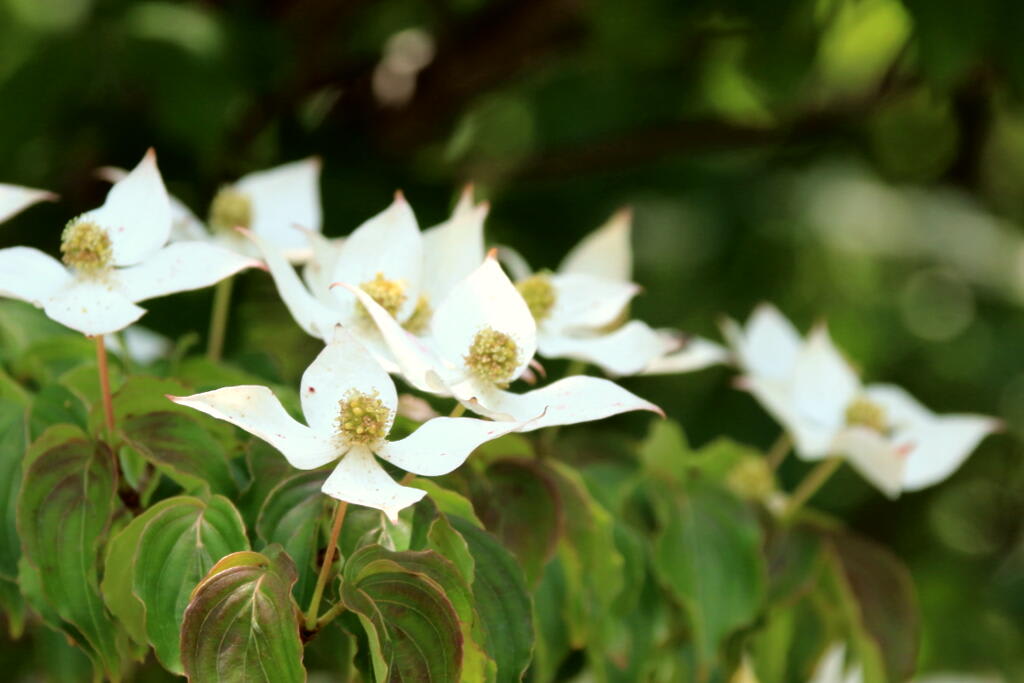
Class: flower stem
315,600,348,630
304,500,348,632
766,433,791,470
782,456,843,522
449,403,466,418
94,335,115,438
206,277,235,362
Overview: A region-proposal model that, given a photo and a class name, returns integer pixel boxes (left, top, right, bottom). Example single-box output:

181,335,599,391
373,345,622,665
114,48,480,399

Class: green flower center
403,294,432,334
845,397,888,433
208,187,253,233
726,456,775,501
60,220,112,276
464,327,519,387
336,391,391,446
357,272,407,320
515,271,556,322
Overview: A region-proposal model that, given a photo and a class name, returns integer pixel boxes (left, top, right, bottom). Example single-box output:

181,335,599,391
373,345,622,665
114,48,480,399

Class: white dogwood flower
0,183,55,224
504,208,727,376
0,150,259,336
170,326,529,520
727,306,998,496
347,252,663,431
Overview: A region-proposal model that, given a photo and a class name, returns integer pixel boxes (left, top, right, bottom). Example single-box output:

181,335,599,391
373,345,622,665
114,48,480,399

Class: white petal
300,326,398,433
341,284,450,394
301,232,345,305
168,195,209,242
496,245,533,281
724,303,803,380
809,644,852,683
558,207,632,282
640,334,730,376
743,376,835,459
463,375,662,432
831,427,904,498
0,246,71,305
235,158,323,251
169,386,338,469
546,273,639,331
82,149,172,266
43,279,145,336
537,320,666,376
244,229,341,339
378,414,524,476
863,383,932,429
791,326,859,436
0,184,55,224
331,194,423,319
105,325,172,364
421,188,487,304
321,445,426,521
431,255,536,379
898,415,998,491
116,241,260,303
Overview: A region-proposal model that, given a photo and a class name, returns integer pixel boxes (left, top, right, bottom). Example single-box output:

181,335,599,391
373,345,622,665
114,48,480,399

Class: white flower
808,644,863,683
727,305,999,496
169,326,530,520
0,150,259,336
102,157,322,262
0,183,55,224
346,252,663,431
248,189,487,369
104,325,173,365
504,208,727,376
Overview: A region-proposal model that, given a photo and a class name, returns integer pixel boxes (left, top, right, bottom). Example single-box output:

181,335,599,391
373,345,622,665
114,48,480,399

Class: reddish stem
94,335,115,437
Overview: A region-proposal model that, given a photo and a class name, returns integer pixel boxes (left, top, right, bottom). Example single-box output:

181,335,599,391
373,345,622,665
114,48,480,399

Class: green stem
564,359,587,377
315,600,348,630
206,277,235,362
782,456,843,522
449,403,466,418
766,433,791,470
304,500,348,631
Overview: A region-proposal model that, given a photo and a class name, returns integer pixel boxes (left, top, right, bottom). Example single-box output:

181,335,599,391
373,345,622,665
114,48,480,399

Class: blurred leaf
28,384,87,440
256,470,327,605
0,400,27,581
410,477,484,527
132,495,250,673
17,424,126,679
181,548,305,683
765,524,826,605
0,300,70,360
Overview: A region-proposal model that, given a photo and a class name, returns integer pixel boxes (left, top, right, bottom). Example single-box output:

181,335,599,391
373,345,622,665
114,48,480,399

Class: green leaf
255,470,327,605
17,424,125,679
0,300,71,360
119,411,239,496
409,477,484,527
10,335,99,386
652,478,766,674
132,495,250,673
181,548,305,683
0,399,27,580
28,384,87,440
451,515,534,683
340,545,464,683
639,418,690,480
473,458,562,586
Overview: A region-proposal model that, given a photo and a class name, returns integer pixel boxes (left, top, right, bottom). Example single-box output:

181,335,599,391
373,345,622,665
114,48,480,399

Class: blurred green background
1,0,1023,678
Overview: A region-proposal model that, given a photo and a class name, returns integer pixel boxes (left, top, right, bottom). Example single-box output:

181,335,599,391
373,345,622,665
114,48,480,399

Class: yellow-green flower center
208,187,253,233
357,272,407,321
403,294,432,334
336,391,391,446
726,456,775,501
845,397,888,433
464,327,519,387
60,220,112,275
515,271,556,322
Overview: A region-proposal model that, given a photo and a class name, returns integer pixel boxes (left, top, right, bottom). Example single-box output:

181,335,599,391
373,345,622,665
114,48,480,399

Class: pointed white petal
169,386,338,469
0,184,55,224
465,375,661,432
243,229,340,339
341,284,450,394
546,273,639,331
421,189,487,304
831,427,904,498
43,279,145,336
640,334,730,376
378,414,524,476
725,303,804,379
0,246,71,305
897,415,998,491
743,376,835,459
301,232,345,305
559,207,632,282
83,149,172,266
432,255,536,379
116,241,259,303
537,320,666,376
300,327,398,433
235,158,323,251
791,326,859,436
168,195,209,242
331,194,423,319
321,445,426,521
